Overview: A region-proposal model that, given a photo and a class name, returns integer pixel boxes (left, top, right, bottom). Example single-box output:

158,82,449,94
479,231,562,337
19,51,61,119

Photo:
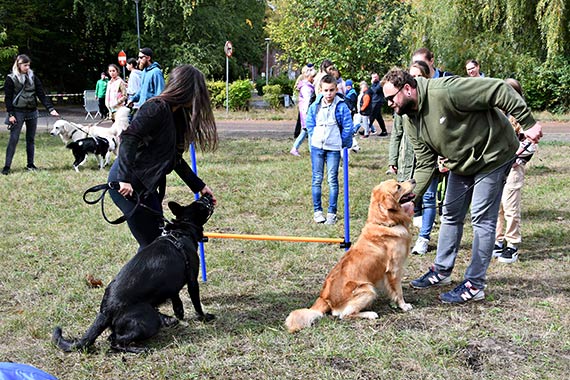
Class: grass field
0,131,569,379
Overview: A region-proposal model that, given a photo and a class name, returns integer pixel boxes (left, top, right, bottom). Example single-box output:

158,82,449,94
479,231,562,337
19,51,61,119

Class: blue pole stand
342,148,351,251
190,143,208,282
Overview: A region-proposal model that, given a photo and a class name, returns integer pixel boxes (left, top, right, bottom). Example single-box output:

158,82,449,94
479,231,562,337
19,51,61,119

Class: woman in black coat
108,64,218,250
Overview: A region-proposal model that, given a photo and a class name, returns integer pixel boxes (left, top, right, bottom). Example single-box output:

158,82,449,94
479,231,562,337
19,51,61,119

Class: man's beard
395,97,416,116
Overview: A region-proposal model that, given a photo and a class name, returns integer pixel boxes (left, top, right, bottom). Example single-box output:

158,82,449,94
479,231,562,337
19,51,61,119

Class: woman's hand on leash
50,109,60,117
119,182,134,198
200,185,217,205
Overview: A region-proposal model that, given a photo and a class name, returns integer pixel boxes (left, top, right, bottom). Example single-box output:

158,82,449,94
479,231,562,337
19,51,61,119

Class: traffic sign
224,41,233,58
118,50,127,66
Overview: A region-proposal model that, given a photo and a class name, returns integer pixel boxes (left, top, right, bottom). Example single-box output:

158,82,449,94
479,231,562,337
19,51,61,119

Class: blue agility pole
189,143,208,282
342,147,351,251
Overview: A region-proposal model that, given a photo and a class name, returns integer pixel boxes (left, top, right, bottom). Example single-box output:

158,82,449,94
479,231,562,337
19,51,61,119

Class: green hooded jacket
388,114,415,182
403,76,536,201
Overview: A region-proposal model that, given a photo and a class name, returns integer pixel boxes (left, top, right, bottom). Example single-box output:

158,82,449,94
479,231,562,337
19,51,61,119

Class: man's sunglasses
385,86,404,104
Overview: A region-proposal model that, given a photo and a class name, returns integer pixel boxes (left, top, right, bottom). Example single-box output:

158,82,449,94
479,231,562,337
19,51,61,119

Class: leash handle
83,182,139,224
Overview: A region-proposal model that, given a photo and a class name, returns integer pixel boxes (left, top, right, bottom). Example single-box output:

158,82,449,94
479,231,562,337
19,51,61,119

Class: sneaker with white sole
410,266,451,289
324,213,337,225
290,148,300,156
412,236,429,255
439,280,485,304
492,243,504,258
498,246,518,263
413,215,422,228
313,211,326,224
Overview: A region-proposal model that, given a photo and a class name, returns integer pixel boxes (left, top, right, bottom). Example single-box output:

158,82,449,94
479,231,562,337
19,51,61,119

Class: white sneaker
324,213,338,225
314,211,326,223
290,148,300,156
413,215,422,228
412,236,429,255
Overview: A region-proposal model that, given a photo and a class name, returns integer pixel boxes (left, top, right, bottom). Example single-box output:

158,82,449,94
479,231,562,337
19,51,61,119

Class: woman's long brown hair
158,64,218,152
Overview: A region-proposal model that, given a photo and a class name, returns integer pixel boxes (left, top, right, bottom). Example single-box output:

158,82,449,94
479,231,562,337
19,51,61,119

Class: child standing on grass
356,81,372,138
306,75,353,224
290,64,317,156
493,78,537,263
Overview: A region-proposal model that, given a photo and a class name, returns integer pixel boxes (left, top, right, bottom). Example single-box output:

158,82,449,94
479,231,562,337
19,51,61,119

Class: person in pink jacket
290,64,317,156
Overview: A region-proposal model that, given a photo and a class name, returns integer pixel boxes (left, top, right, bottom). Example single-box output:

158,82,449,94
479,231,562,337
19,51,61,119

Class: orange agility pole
204,232,345,245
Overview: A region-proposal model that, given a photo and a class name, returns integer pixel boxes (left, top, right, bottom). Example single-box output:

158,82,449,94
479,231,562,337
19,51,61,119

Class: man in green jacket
381,68,543,304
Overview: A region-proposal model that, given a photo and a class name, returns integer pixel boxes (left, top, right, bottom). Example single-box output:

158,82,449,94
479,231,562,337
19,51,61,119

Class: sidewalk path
28,106,570,142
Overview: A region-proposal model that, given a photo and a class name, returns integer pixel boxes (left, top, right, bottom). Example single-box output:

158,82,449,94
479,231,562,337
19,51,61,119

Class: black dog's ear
168,201,183,216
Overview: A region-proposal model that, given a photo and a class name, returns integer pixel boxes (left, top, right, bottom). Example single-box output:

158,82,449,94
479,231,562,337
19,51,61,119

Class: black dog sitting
66,136,114,172
53,195,215,353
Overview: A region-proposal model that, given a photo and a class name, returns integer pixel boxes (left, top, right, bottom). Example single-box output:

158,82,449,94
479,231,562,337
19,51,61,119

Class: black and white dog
66,136,117,172
53,195,215,353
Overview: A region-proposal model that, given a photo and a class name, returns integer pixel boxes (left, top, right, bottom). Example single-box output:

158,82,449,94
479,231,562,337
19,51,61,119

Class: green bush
255,78,266,96
228,79,254,111
263,84,282,109
520,56,570,114
207,80,226,109
269,74,295,96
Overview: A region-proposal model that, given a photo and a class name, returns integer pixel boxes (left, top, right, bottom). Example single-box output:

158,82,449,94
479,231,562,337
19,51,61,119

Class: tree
402,0,568,75
402,0,570,111
139,0,266,80
0,0,266,92
266,0,410,80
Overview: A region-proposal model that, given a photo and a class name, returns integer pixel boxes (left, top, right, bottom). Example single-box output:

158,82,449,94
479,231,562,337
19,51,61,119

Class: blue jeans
292,128,310,151
310,148,340,214
4,110,38,168
434,169,507,289
419,177,439,239
108,160,164,251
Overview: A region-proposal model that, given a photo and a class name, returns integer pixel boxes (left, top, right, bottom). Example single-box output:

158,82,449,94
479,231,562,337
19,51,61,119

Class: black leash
420,141,533,212
83,182,166,225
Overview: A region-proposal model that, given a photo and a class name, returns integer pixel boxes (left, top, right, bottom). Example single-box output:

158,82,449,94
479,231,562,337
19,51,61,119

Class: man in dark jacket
369,73,387,136
381,68,542,304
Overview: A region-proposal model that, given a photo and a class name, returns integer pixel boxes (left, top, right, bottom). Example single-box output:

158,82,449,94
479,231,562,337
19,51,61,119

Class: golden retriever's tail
285,297,330,333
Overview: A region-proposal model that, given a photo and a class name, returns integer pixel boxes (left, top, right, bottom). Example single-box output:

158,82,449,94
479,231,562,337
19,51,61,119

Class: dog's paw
399,303,413,312
110,343,149,354
358,311,379,319
173,307,184,320
160,315,180,328
196,313,216,322
174,311,184,320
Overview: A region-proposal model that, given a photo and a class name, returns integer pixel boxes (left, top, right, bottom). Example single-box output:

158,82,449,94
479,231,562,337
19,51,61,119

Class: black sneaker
410,266,451,289
492,243,504,258
498,246,518,264
26,164,39,172
439,280,485,304
1,166,10,175
378,131,388,137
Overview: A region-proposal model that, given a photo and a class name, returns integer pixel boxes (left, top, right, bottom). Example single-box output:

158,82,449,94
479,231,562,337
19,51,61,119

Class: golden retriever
285,179,416,333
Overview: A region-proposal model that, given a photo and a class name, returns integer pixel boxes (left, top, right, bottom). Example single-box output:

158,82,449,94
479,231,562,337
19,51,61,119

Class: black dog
66,136,114,172
53,195,215,353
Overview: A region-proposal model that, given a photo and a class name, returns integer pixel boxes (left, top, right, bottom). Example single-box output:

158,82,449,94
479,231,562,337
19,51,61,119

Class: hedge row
207,75,295,111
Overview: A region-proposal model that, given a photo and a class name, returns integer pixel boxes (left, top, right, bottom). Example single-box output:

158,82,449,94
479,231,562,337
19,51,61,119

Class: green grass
0,132,569,379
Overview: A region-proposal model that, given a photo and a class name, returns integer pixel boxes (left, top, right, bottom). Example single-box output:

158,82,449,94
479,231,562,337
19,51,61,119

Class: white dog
50,106,130,153
50,120,89,144
51,106,131,171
